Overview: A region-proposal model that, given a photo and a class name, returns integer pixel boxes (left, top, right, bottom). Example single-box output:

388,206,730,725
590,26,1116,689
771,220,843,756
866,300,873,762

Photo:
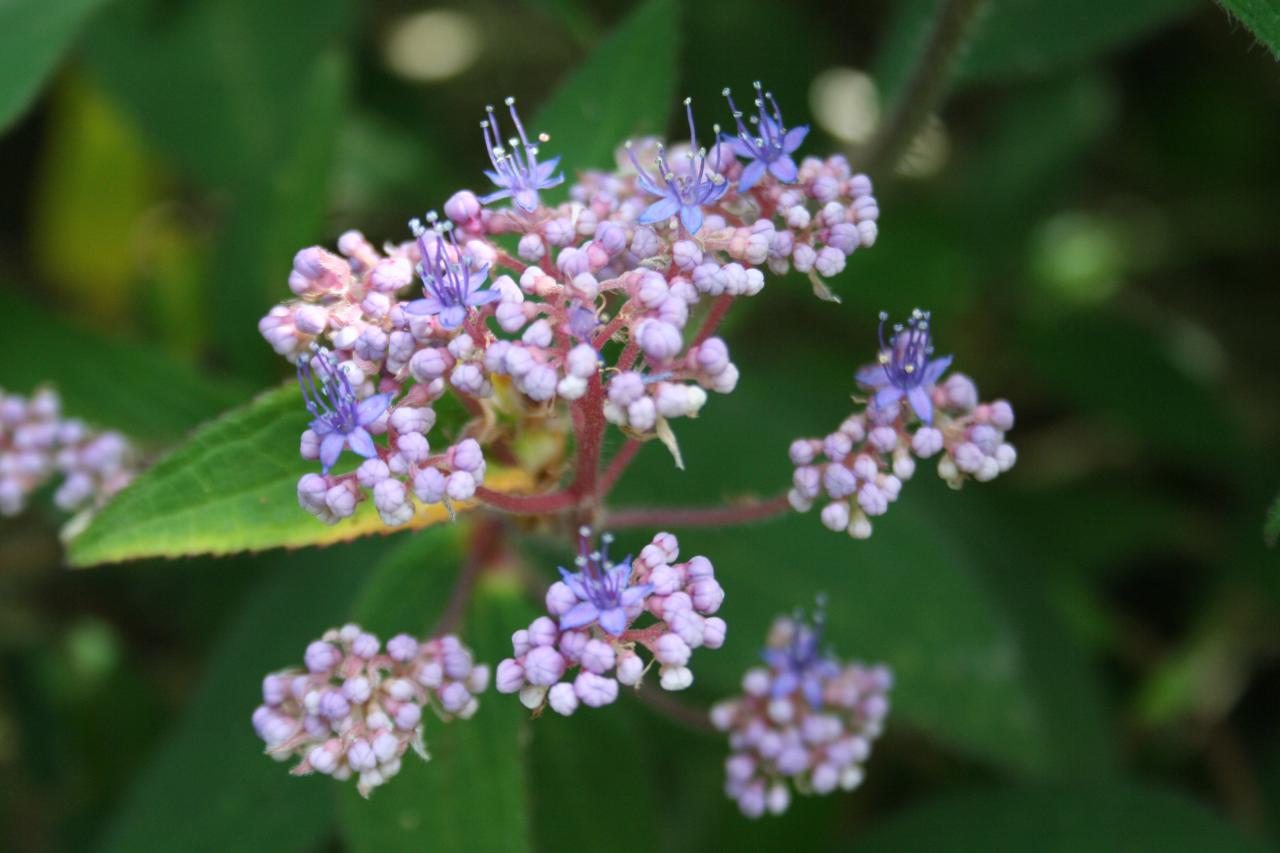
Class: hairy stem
475,486,577,515
692,293,734,347
606,493,791,530
599,438,643,500
863,0,988,175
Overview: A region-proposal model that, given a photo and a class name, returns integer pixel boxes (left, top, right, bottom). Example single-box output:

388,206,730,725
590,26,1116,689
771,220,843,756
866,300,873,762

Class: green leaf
533,0,680,176
0,290,247,444
336,570,535,853
94,538,393,853
66,384,531,566
1216,0,1280,59
855,783,1266,853
0,0,106,130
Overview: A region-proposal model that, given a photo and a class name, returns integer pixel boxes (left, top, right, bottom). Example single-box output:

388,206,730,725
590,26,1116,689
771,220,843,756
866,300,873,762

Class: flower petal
679,204,704,235
514,188,540,212
782,124,810,153
346,426,377,458
483,169,508,187
802,676,824,708
620,583,653,607
770,671,798,698
319,432,346,473
404,297,443,316
726,135,757,159
558,568,588,600
560,601,600,630
599,607,628,637
478,188,513,204
875,385,905,408
439,304,468,329
855,364,889,386
767,156,798,183
535,156,561,181
923,354,953,385
356,393,391,425
908,387,934,425
738,159,768,192
467,288,502,307
637,196,680,224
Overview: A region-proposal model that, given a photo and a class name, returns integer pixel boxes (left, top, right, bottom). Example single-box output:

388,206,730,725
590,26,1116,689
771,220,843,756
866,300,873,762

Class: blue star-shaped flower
403,219,500,330
297,351,391,473
628,98,729,236
855,309,953,425
558,530,654,636
722,82,809,192
479,97,564,213
763,610,840,709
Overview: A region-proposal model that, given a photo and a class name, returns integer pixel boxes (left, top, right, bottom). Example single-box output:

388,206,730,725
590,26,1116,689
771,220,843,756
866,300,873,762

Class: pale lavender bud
528,616,559,647
352,632,380,659
821,501,850,531
548,682,579,715
348,739,377,772
631,226,660,258
823,464,857,499
596,221,628,254
944,374,978,410
990,400,1015,431
439,683,470,714
792,243,816,273
573,672,619,708
633,269,668,308
372,257,414,292
451,438,484,473
518,233,546,261
522,364,558,401
580,639,616,675
496,659,525,693
524,646,566,686
673,240,703,270
953,442,984,473
410,349,450,382
444,190,482,223
857,483,889,516
318,689,350,721
413,467,446,503
654,633,691,667
305,641,341,673
636,319,683,361
616,651,644,685
690,578,725,613
343,675,372,703
793,466,821,500
815,247,846,278
703,616,727,649
445,471,476,501
608,372,645,406
558,629,589,663
545,581,578,616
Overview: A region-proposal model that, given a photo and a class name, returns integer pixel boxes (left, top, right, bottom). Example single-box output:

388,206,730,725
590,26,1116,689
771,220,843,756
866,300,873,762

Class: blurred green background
2,0,1279,850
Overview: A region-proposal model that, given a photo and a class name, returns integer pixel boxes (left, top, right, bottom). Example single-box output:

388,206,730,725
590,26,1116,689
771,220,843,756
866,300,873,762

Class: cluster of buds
711,607,891,818
0,386,135,518
789,309,1016,538
495,529,726,715
259,87,881,528
252,624,489,797
292,348,486,526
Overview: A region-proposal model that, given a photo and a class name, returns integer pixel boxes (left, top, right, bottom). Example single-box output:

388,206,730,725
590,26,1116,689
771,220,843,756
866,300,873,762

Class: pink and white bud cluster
789,372,1015,540
710,614,891,818
495,530,726,715
252,623,490,798
0,386,136,517
296,424,488,527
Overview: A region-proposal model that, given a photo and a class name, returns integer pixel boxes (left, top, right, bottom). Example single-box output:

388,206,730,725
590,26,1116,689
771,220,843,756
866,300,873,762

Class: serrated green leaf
855,783,1266,853
533,0,680,178
66,384,532,566
336,571,535,853
94,538,393,853
1216,0,1280,59
0,290,247,444
0,0,107,130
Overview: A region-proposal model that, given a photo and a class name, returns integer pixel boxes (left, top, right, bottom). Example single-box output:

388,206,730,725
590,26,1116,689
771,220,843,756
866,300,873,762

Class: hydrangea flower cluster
788,309,1016,538
711,608,891,818
259,87,881,528
495,529,726,715
0,386,135,518
252,623,489,797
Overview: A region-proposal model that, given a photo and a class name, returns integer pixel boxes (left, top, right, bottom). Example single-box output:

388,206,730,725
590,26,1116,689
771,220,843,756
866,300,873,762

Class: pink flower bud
495,659,525,693
524,646,566,686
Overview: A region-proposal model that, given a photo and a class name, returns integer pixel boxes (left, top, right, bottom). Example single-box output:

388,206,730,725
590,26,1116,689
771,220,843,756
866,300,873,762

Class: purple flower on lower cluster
298,349,391,474
252,623,489,797
712,607,891,818
479,97,564,212
856,308,952,424
496,529,726,715
789,310,1014,539
722,82,809,192
405,218,499,330
558,532,654,635
629,98,729,235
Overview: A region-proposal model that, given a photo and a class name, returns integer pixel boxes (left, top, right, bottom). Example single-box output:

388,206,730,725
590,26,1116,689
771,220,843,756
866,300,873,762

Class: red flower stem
629,689,717,734
692,293,734,346
598,438,643,500
475,486,577,515
605,493,791,530
568,373,608,507
433,514,505,634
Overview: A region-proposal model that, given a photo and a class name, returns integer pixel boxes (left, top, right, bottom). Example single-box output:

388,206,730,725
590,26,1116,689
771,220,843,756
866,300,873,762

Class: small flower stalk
711,607,891,818
0,386,136,519
789,309,1016,539
252,623,490,797
495,529,726,715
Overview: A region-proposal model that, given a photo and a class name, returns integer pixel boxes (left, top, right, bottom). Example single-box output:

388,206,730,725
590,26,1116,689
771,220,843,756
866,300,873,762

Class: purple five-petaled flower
479,97,564,213
722,82,809,192
629,98,729,236
763,609,839,709
856,308,953,425
404,217,500,329
297,350,391,474
558,529,654,637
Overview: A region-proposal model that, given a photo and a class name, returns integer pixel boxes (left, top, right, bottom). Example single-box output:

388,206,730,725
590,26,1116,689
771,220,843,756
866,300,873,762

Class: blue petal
514,188,540,212
560,601,600,630
802,676,823,708
483,169,508,187
875,385,905,408
439,304,468,329
768,156,798,183
535,157,561,181
346,426,377,458
478,188,513,204
855,364,889,386
620,583,653,607
637,196,680,224
558,568,588,600
404,297,443,316
771,671,799,698
738,159,767,192
923,354,953,385
319,432,346,473
908,386,934,425
782,124,810,153
467,288,502,307
679,204,704,235
356,393,391,425
599,607,628,636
